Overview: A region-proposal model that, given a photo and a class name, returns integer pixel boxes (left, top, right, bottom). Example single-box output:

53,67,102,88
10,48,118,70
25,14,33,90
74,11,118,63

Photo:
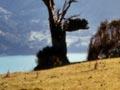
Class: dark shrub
34,46,69,70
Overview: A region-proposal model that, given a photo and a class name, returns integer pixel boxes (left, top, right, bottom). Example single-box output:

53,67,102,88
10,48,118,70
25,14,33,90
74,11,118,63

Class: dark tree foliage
34,0,88,70
87,20,120,61
64,18,88,31
34,46,68,70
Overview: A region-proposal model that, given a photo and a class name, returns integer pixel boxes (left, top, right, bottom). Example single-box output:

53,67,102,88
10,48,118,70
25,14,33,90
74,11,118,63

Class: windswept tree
87,20,120,61
34,0,88,70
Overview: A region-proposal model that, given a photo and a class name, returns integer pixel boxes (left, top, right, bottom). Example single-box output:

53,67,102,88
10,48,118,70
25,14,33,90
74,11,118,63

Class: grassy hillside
0,58,120,90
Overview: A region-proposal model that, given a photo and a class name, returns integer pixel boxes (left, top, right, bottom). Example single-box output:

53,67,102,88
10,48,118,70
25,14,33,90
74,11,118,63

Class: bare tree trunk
42,0,71,64
50,24,69,64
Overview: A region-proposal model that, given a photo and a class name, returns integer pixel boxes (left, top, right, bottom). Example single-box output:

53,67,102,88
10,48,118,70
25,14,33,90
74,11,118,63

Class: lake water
0,53,87,74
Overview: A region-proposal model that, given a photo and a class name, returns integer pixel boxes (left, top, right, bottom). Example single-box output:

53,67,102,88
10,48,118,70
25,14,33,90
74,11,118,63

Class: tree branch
59,0,77,23
42,0,56,22
42,0,55,8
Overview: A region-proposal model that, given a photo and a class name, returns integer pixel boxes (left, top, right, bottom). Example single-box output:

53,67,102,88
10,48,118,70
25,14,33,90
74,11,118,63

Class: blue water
0,53,87,74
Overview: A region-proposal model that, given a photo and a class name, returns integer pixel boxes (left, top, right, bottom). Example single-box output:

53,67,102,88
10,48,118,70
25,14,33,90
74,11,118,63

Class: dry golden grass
0,58,120,90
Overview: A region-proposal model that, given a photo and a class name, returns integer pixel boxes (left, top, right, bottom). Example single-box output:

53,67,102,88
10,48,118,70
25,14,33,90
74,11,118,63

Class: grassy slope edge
0,58,120,90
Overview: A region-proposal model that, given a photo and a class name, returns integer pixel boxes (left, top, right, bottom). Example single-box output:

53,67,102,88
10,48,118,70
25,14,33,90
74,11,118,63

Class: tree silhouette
34,0,88,70
87,20,120,61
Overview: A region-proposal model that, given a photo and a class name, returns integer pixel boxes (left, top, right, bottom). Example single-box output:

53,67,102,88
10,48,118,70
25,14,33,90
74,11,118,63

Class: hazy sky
0,0,120,54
